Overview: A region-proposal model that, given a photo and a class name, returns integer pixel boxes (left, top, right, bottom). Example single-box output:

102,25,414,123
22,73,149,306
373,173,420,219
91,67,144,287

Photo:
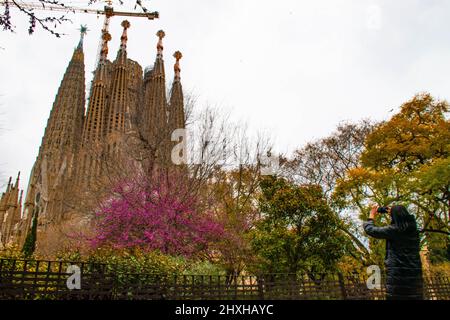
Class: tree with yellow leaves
333,93,449,263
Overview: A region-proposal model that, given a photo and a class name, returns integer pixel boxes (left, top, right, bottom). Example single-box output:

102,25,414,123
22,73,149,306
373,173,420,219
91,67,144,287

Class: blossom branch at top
1,0,72,36
0,1,151,36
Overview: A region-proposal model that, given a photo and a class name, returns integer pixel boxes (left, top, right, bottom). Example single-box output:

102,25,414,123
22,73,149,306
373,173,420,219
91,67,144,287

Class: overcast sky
1,0,450,191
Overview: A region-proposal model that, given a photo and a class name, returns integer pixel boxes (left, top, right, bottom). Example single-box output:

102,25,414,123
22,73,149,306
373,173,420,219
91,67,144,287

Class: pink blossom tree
90,170,224,257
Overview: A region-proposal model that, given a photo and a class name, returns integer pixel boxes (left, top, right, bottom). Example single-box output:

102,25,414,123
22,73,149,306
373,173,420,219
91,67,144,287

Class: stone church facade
0,21,186,252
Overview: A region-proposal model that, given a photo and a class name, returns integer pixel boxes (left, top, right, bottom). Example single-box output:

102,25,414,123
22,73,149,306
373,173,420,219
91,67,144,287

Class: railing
0,258,449,300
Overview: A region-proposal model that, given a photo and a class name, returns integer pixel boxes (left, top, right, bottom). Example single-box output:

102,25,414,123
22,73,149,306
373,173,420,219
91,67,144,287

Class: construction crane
1,1,159,68
0,1,159,23
1,1,159,19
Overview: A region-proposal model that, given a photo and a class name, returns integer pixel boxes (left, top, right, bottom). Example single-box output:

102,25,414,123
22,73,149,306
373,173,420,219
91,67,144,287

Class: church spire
116,20,130,63
0,170,23,247
169,51,185,132
8,172,20,207
22,28,87,228
98,31,112,80
167,51,185,166
39,28,87,156
107,21,131,136
6,176,12,193
14,171,20,189
142,30,168,150
82,31,111,145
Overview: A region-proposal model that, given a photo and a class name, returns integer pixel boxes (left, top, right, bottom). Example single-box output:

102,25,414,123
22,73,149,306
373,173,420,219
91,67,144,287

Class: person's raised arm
363,205,398,240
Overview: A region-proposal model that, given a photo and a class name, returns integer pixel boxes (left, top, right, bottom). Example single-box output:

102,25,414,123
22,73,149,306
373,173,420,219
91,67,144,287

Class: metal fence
0,258,449,300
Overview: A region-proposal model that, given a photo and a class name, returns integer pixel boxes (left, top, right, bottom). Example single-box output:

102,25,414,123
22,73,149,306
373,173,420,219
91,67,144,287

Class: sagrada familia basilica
0,21,186,251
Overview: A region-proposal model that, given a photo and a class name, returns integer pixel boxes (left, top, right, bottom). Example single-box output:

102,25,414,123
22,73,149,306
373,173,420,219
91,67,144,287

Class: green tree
206,165,261,278
251,176,355,278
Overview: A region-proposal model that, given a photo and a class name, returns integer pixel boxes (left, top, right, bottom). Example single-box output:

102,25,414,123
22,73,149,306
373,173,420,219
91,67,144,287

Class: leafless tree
281,119,376,263
55,96,275,266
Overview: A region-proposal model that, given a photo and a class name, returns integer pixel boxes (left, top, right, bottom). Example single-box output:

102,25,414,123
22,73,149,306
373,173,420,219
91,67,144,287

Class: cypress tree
22,210,38,258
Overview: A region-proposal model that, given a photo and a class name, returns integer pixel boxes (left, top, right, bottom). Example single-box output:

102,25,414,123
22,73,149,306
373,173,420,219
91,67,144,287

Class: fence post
234,274,238,299
257,275,265,300
338,273,348,300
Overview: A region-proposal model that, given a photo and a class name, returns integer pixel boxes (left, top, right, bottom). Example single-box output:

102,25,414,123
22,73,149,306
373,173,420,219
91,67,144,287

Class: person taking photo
364,205,424,300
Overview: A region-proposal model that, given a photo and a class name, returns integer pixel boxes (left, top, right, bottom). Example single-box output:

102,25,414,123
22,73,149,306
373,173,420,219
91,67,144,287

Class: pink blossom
90,171,224,257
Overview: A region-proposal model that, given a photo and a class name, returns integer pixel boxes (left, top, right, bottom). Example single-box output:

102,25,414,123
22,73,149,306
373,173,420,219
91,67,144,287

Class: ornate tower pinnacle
100,31,112,63
93,31,112,83
120,20,130,51
77,25,88,49
173,51,182,81
116,20,130,64
156,30,165,57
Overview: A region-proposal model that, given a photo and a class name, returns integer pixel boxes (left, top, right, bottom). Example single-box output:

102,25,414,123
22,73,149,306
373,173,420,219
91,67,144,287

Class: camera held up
377,206,389,214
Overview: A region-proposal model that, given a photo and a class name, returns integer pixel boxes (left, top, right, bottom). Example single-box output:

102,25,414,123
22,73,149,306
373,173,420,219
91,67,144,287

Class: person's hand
369,205,378,220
